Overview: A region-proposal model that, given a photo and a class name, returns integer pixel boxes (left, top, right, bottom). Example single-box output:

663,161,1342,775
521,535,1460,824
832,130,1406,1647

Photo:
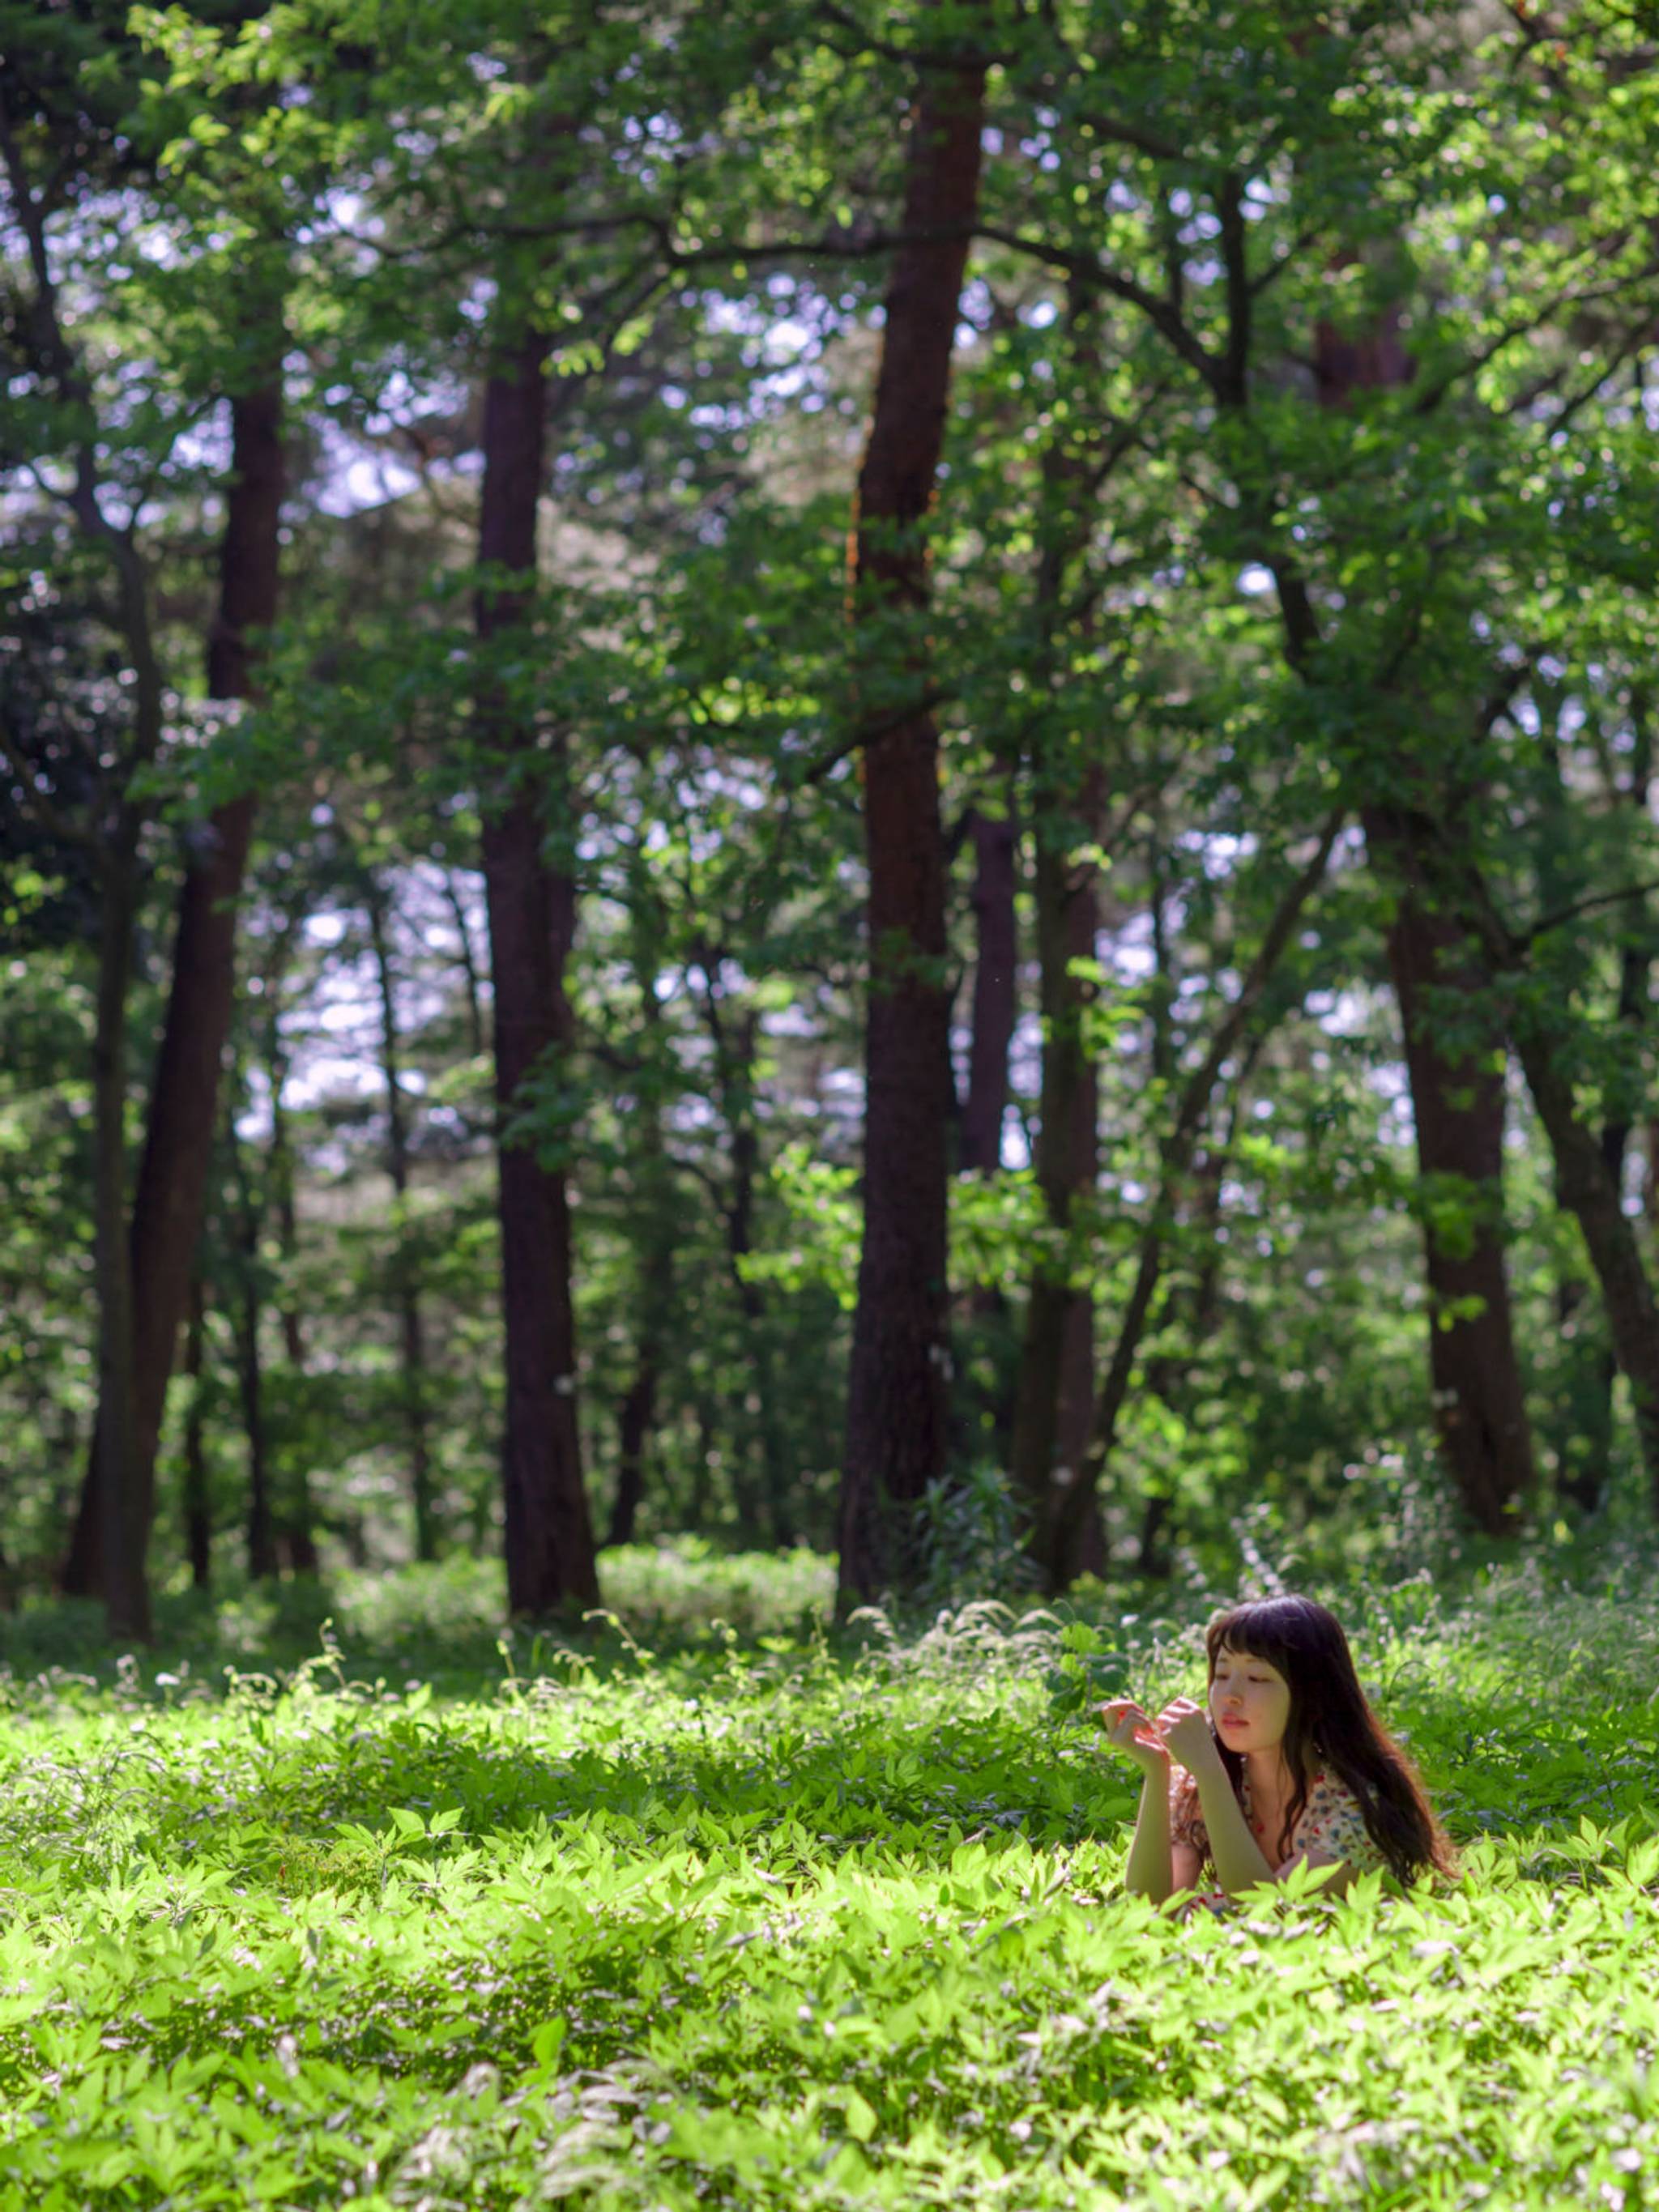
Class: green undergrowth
0,1550,1656,2208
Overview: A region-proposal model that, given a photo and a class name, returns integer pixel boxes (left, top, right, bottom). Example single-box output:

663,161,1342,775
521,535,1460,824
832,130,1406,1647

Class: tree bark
365,872,437,1562
1364,804,1535,1531
607,901,672,1549
262,964,321,1573
1510,1010,1659,1508
475,330,600,1614
62,377,283,1599
182,1269,211,1591
1307,296,1537,1534
1010,802,1104,1589
91,849,150,1639
443,867,488,1057
727,1031,795,1549
1004,293,1114,1593
1424,827,1659,1512
696,979,795,1549
1555,695,1653,1513
959,794,1018,1174
225,1089,277,1580
837,25,989,1609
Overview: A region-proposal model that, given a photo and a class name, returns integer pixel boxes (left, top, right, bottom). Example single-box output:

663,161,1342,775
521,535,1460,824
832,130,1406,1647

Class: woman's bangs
1205,1605,1297,1676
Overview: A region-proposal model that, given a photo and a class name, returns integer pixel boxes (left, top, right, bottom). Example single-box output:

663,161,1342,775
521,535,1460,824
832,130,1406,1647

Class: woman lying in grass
1102,1593,1456,1908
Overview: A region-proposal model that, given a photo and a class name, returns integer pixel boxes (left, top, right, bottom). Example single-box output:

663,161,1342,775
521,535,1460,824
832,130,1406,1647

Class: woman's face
1209,1643,1292,1757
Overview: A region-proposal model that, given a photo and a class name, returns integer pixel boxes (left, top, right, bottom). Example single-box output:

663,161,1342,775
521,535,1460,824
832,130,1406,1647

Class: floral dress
1169,1765,1387,1910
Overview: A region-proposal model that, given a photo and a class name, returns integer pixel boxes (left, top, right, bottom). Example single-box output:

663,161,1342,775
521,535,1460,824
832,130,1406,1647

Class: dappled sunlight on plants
0,1549,1656,2205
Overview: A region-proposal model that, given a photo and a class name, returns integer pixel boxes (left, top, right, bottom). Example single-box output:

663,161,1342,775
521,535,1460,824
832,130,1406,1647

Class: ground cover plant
1,1548,1657,2210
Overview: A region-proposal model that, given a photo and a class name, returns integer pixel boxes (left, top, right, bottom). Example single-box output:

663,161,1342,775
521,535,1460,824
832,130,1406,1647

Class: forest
4,0,1659,1635
6,10,1659,2207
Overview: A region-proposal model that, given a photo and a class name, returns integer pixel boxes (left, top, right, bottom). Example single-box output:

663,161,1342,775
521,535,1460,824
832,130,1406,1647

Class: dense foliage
0,1547,1656,2207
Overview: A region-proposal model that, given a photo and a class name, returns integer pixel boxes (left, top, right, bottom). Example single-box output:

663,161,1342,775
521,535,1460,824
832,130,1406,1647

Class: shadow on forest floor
0,1544,844,1688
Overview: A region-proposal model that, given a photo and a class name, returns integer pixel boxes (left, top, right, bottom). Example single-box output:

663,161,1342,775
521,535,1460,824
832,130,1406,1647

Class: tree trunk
1511,1011,1659,1507
953,791,1022,1497
182,1270,211,1591
226,1094,277,1580
837,24,989,1609
91,850,150,1639
608,1369,654,1549
1004,298,1112,1593
62,377,283,1599
697,983,795,1549
443,867,488,1057
475,330,599,1614
1556,697,1653,1513
1137,1072,1257,1575
727,1055,795,1549
264,991,321,1574
959,793,1018,1174
1364,805,1535,1532
606,906,673,1549
1010,799,1104,1589
1307,296,1537,1535
365,872,437,1562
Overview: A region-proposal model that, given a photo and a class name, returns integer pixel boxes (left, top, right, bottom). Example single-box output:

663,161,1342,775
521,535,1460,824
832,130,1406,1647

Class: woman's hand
1098,1698,1171,1778
1156,1696,1223,1775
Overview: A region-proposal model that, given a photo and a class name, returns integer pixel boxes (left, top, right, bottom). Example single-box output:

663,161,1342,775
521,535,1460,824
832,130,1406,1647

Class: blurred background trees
4,0,1659,1628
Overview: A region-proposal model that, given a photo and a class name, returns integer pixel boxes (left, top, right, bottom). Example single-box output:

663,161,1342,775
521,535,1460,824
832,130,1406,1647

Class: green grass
0,1545,1657,2208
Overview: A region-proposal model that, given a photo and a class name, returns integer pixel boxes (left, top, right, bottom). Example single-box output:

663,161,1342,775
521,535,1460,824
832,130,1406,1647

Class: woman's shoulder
1298,1767,1385,1867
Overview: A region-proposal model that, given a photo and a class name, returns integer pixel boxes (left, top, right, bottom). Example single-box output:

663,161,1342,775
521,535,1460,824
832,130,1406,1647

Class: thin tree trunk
1422,833,1659,1511
837,23,989,1608
475,330,599,1613
1136,1070,1258,1576
264,996,320,1574
182,1269,211,1590
1557,696,1653,1513
689,1396,717,1532
697,982,795,1549
607,906,673,1549
608,1371,654,1549
953,789,1022,1494
443,867,487,1057
1364,805,1535,1531
728,1076,795,1550
92,851,150,1639
365,872,437,1562
1004,299,1115,1592
63,376,283,1599
959,792,1018,1174
1081,814,1346,1495
1010,799,1103,1589
1512,1012,1659,1507
225,1092,277,1580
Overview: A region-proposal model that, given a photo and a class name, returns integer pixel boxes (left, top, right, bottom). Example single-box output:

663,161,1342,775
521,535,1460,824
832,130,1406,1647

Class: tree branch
1081,801,1346,1484
1522,876,1659,952
812,0,1017,69
0,721,100,859
971,223,1218,386
1414,249,1658,416
1217,171,1251,406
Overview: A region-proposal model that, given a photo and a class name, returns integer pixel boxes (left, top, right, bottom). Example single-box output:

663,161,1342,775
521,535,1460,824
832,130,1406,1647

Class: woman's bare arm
1123,1762,1175,1902
1188,1763,1276,1895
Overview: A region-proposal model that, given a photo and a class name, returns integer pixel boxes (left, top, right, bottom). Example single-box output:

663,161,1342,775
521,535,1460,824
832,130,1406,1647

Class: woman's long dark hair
1176,1594,1456,1884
